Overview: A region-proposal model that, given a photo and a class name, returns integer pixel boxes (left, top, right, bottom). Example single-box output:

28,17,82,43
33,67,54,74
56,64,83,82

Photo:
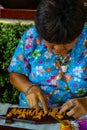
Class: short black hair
35,0,85,44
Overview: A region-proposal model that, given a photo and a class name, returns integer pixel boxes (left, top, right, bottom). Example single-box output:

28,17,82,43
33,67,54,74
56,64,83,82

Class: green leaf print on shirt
32,49,41,59
75,88,86,96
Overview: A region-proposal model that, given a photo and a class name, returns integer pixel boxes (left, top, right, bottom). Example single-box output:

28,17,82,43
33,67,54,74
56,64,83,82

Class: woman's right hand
26,86,48,114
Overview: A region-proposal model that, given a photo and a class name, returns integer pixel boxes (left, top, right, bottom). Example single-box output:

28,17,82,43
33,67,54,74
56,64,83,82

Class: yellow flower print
18,54,23,61
45,68,51,72
65,74,72,81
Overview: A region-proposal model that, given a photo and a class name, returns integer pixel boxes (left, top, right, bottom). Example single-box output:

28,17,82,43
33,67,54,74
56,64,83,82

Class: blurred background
0,0,41,9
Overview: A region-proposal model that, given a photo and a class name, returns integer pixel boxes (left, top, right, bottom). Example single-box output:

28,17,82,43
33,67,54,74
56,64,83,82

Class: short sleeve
8,26,37,76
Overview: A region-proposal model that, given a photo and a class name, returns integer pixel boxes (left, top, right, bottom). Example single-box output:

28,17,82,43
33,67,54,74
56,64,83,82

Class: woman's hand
26,86,48,114
59,97,87,119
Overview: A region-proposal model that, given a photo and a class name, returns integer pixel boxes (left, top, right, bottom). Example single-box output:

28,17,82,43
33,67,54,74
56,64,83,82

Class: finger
60,100,75,114
38,92,48,114
26,95,31,105
32,95,40,110
43,94,50,108
72,104,87,119
27,98,33,107
69,109,80,119
66,104,83,119
66,106,77,117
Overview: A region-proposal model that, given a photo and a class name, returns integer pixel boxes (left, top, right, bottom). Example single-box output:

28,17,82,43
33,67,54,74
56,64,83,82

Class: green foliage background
0,22,33,104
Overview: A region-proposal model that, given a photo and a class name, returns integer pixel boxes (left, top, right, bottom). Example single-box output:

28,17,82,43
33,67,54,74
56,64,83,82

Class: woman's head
35,0,85,44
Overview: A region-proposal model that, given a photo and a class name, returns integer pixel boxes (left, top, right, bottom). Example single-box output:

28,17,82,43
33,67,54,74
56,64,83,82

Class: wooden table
0,103,60,130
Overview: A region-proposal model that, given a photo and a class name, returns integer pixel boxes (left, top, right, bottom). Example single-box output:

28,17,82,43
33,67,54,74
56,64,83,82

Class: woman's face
44,38,78,56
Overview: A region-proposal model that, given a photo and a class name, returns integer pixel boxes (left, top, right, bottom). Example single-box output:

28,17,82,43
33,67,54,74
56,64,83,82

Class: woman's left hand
59,97,87,119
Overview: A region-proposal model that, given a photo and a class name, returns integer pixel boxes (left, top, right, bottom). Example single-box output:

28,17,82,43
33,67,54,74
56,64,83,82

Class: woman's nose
53,45,64,51
53,45,60,51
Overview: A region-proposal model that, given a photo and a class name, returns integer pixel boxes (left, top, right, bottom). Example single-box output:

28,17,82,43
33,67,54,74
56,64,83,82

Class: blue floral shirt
8,25,87,107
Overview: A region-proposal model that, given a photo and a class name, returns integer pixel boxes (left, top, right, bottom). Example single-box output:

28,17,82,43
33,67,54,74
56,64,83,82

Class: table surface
0,103,60,130
0,103,87,130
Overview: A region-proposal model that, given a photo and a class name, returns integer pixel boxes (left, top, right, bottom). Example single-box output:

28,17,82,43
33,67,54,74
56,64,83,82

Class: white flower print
51,79,57,86
44,51,52,59
41,86,48,90
26,38,33,44
27,28,34,36
61,65,68,72
73,66,83,78
10,58,16,67
36,66,45,76
74,77,80,82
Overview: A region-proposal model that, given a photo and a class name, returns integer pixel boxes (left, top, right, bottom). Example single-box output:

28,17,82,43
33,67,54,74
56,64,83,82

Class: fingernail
44,110,48,114
59,109,62,114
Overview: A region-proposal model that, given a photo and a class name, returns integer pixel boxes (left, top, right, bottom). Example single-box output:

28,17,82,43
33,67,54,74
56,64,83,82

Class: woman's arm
9,72,48,113
10,72,33,93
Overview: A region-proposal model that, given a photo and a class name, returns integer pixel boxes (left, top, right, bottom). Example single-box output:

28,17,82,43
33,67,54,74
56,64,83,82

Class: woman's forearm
9,72,33,93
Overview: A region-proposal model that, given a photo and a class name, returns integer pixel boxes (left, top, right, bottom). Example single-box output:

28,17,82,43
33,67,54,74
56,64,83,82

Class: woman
8,0,87,119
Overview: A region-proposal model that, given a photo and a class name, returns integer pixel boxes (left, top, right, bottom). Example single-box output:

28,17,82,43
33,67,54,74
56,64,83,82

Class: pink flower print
25,37,33,49
31,73,35,79
24,58,27,62
73,83,78,87
51,78,57,86
26,37,33,44
24,58,29,68
51,75,56,80
38,60,43,64
47,75,57,86
30,35,33,39
78,59,81,64
46,79,51,83
44,44,47,49
84,78,87,81
25,44,32,49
